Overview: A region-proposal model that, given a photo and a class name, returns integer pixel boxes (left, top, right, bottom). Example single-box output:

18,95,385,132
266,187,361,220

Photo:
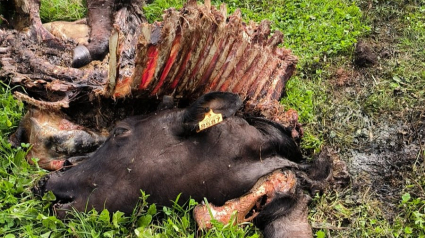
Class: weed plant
0,82,47,236
0,4,3,25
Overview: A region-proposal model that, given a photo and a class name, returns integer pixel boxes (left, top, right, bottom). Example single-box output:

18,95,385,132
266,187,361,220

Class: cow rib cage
111,0,298,105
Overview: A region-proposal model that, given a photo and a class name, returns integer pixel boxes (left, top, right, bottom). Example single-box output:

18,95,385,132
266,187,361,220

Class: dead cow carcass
34,92,330,238
0,1,329,236
1,0,301,170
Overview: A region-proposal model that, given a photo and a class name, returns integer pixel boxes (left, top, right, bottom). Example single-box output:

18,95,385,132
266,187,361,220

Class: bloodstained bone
193,170,297,229
112,0,298,104
109,0,301,136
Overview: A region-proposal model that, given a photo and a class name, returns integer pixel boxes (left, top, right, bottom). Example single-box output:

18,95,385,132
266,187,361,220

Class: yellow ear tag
197,109,223,132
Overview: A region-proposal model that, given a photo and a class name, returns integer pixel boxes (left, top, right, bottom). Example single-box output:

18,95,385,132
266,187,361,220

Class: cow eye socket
114,127,129,137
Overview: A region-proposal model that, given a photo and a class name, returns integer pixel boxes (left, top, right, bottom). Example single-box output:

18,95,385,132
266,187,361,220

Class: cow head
34,92,303,220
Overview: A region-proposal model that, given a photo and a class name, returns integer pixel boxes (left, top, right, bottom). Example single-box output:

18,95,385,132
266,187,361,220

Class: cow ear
183,92,242,132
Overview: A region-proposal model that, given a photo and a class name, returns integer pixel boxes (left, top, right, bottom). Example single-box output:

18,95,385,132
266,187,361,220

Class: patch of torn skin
43,20,89,45
193,170,296,229
9,108,108,170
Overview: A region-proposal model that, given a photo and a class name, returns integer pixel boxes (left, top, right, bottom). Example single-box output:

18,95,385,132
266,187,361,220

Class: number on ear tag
197,109,223,132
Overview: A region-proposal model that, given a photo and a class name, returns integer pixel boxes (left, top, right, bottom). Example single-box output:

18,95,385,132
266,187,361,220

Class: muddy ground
311,1,425,229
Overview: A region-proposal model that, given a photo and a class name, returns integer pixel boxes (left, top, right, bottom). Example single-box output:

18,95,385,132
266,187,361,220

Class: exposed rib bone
14,91,69,110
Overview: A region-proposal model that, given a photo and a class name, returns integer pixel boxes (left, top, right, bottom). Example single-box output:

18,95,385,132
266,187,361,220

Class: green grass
313,0,425,150
0,4,4,25
309,189,395,237
0,83,24,135
0,83,47,236
40,0,87,22
143,0,186,22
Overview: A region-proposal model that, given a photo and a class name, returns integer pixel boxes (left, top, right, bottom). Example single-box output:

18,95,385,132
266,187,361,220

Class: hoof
72,45,91,68
87,39,110,61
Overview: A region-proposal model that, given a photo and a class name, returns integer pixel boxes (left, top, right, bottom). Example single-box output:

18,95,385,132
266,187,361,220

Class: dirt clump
354,40,377,67
332,68,359,87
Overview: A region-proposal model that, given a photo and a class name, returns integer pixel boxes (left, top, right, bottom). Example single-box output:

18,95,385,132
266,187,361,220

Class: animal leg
86,0,114,60
28,0,64,49
258,193,313,238
193,170,297,229
72,0,114,67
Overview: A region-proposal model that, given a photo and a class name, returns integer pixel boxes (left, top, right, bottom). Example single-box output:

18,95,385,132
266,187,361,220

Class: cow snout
36,171,93,218
33,172,75,204
32,174,51,198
